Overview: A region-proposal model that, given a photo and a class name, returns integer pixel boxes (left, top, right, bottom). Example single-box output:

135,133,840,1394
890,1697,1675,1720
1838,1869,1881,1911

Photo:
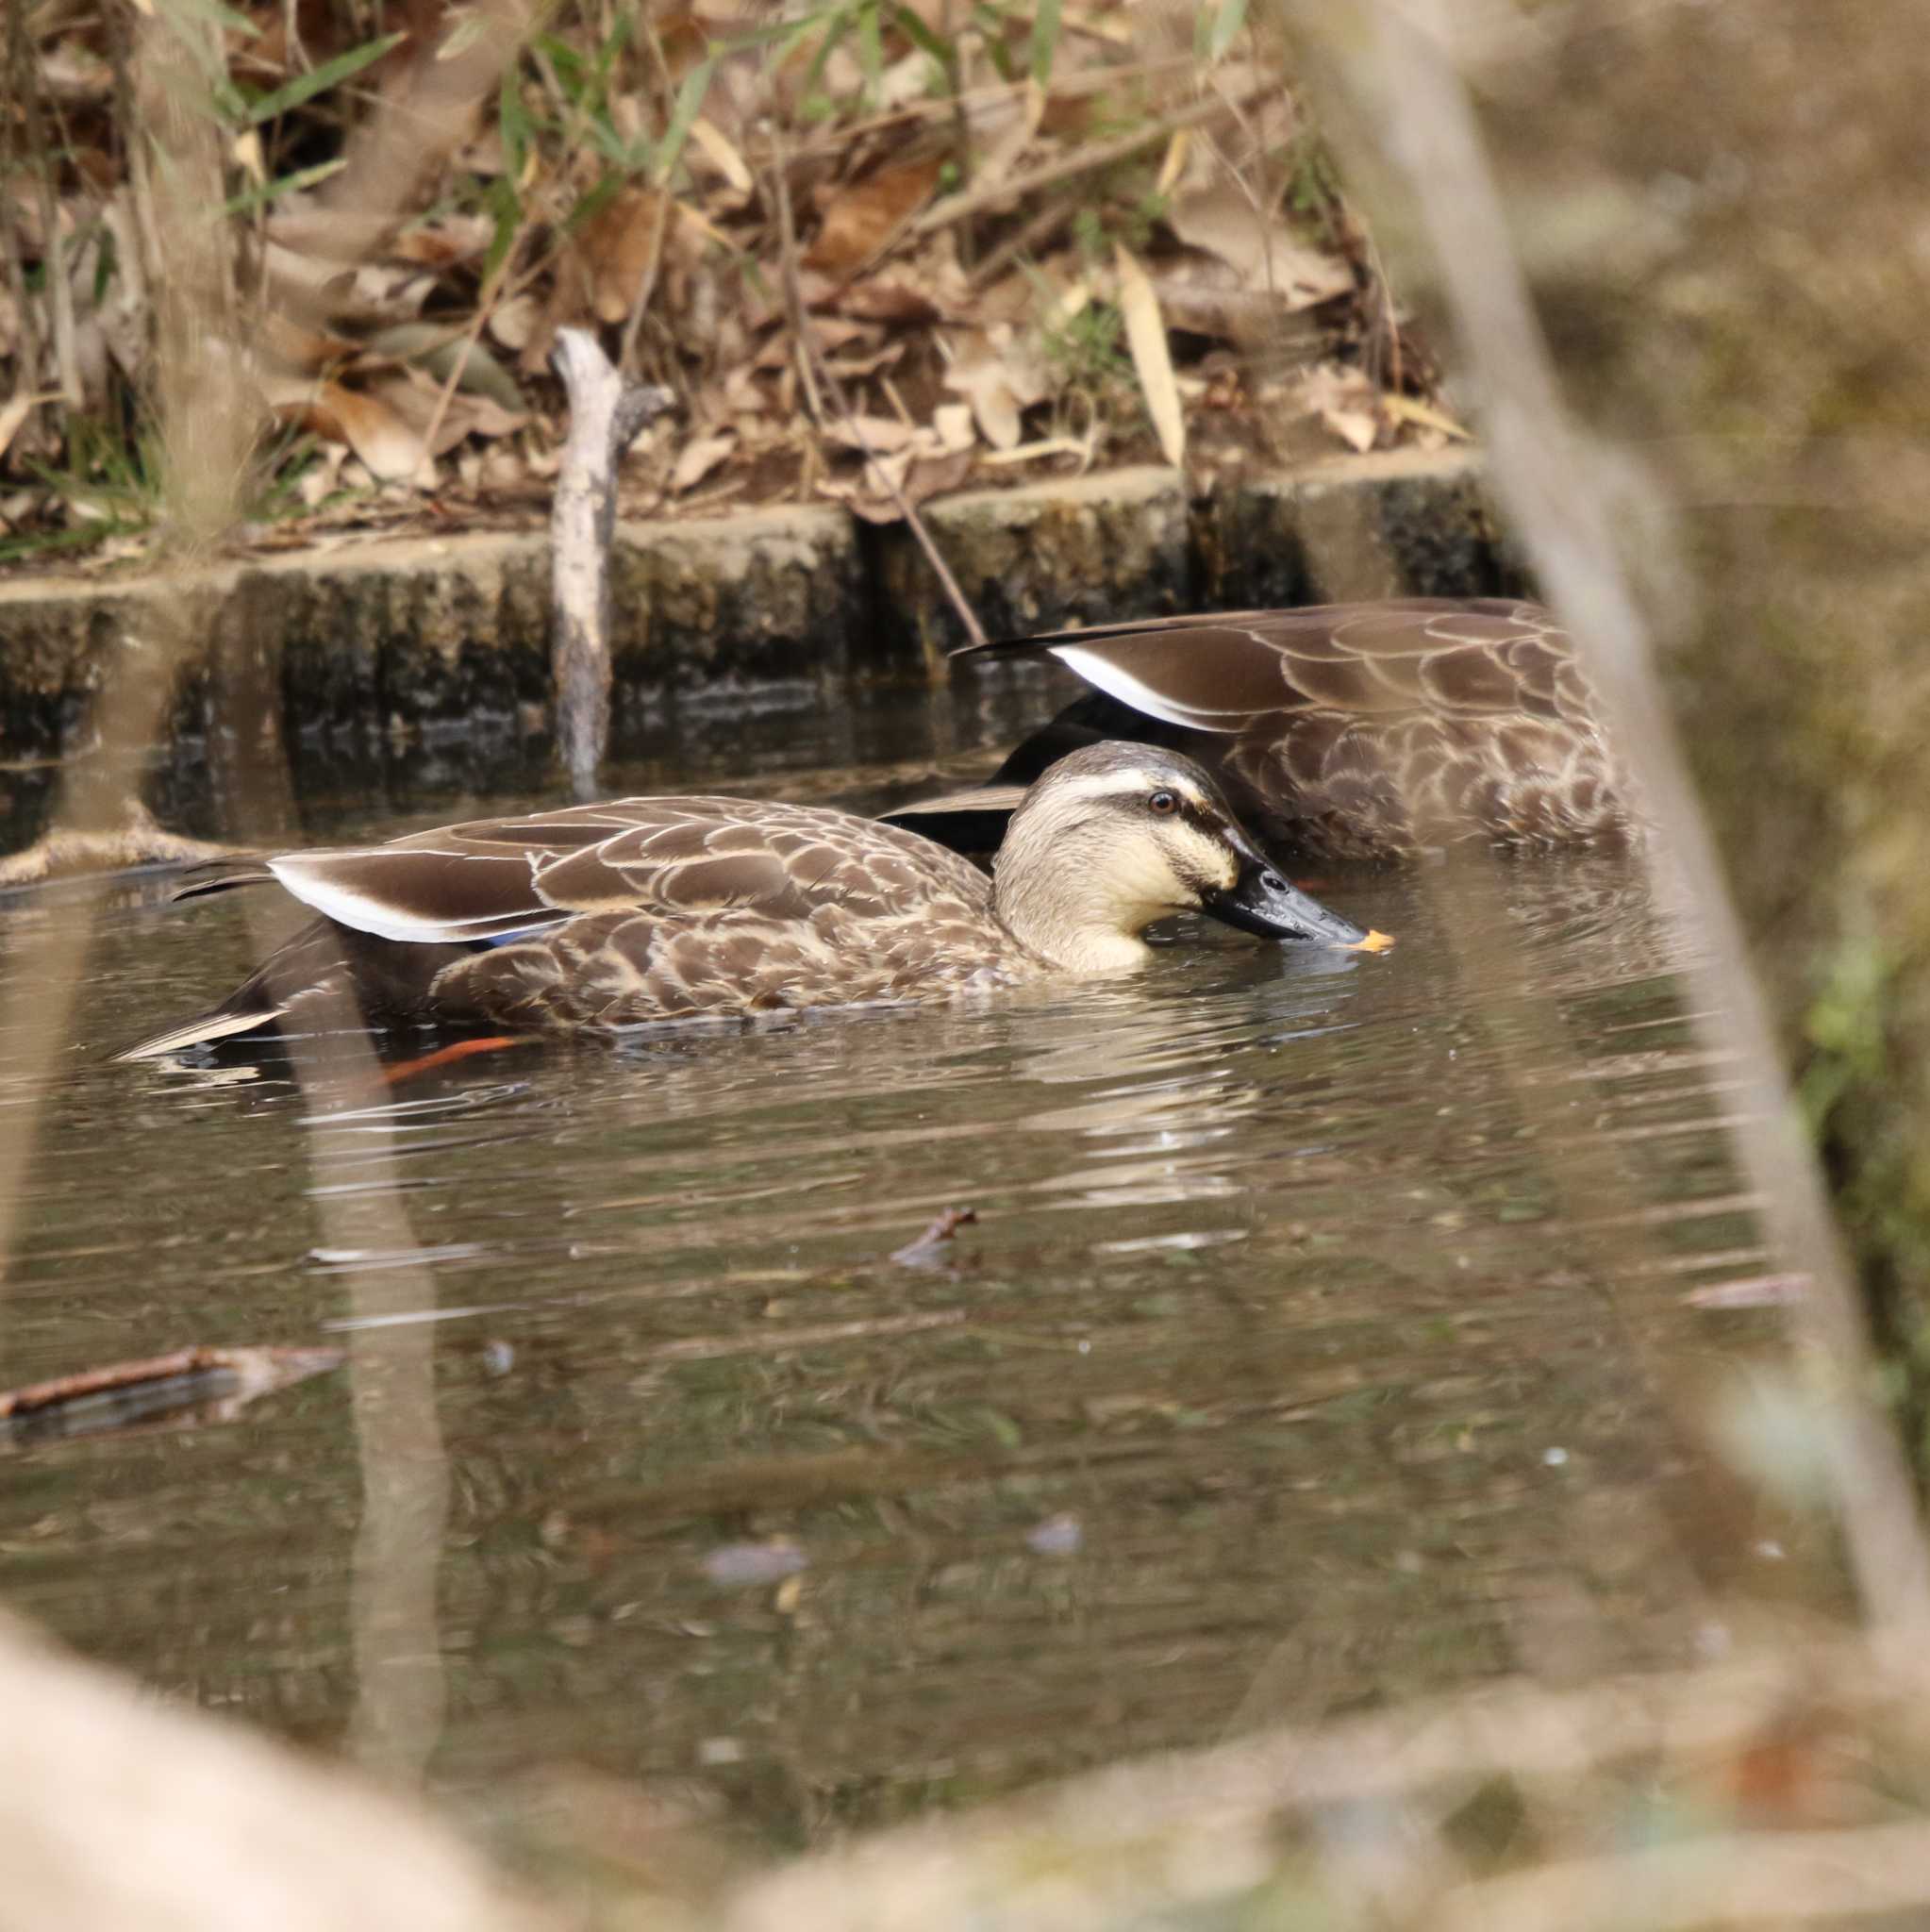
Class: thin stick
770,131,827,432
771,133,989,653
911,88,1262,239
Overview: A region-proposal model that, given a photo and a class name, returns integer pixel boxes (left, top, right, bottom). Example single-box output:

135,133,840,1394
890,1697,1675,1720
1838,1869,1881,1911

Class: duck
117,742,1384,1060
891,598,1632,863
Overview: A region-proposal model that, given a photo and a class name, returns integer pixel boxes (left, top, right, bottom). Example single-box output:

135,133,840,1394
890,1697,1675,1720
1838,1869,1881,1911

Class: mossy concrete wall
0,448,1518,776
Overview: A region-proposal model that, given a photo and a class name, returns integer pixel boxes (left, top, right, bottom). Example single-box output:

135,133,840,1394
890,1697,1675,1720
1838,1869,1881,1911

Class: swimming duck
895,598,1631,862
118,743,1378,1058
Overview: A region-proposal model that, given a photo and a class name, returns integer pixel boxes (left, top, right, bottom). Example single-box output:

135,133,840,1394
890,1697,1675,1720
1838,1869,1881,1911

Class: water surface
0,685,1835,1846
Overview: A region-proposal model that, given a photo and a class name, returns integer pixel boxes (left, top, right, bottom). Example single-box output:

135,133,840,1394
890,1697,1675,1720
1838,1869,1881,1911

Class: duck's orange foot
382,1035,535,1087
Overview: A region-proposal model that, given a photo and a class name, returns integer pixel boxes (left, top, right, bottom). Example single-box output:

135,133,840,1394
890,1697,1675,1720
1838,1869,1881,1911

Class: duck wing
270,794,992,944
942,600,1624,859
119,797,996,1058
957,598,1592,734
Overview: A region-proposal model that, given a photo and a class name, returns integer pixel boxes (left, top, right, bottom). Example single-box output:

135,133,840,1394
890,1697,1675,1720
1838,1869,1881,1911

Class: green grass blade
221,157,346,215
245,31,405,123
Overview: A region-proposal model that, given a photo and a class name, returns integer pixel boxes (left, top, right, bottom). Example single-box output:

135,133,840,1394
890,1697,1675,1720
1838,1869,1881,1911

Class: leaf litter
0,0,1458,570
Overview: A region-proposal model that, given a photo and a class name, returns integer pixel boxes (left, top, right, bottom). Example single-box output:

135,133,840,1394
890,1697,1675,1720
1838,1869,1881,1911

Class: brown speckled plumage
946,598,1635,862
117,743,1369,1058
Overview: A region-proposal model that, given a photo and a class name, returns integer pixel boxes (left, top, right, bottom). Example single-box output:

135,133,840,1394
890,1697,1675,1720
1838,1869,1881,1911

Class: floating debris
1026,1513,1085,1557
0,1344,343,1446
701,1541,808,1589
890,1206,979,1267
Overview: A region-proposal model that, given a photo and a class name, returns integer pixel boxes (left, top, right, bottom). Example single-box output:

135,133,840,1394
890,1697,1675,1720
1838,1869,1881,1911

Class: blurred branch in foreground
0,1612,529,1932
1281,3,1930,1541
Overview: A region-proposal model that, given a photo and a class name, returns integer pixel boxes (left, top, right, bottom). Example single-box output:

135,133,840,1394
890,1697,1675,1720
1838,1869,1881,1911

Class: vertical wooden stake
549,328,674,798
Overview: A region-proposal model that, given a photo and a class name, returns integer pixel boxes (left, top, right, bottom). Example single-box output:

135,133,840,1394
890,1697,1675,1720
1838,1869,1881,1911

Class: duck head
990,741,1371,974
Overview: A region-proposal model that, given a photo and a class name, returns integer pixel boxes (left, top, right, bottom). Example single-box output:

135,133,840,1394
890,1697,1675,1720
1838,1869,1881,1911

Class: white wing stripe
1050,644,1248,733
269,857,550,945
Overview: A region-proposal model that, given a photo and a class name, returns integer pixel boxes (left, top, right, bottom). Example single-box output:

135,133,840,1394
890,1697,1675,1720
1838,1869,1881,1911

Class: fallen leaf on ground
1382,391,1473,441
942,325,1048,451
823,412,920,455
806,155,943,276
0,391,56,466
1301,361,1381,453
1167,180,1353,308
671,431,736,492
819,445,974,523
287,380,425,479
575,187,686,324
489,292,541,352
1114,242,1186,466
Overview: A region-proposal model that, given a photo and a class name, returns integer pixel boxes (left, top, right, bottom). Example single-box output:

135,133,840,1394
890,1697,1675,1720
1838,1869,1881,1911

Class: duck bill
1203,834,1370,948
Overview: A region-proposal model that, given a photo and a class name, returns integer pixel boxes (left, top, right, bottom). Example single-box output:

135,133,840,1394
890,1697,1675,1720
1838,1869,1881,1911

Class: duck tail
113,961,291,1061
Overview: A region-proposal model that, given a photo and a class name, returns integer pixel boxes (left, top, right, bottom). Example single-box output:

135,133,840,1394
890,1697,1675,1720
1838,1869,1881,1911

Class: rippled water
0,686,1838,1847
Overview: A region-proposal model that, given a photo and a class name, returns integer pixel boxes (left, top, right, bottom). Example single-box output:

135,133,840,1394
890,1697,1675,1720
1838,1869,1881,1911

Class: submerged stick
549,328,674,798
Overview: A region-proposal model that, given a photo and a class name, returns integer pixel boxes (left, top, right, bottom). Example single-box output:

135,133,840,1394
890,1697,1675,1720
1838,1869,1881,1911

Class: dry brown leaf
1114,242,1185,467
578,188,674,325
830,276,945,326
820,446,974,524
751,315,873,371
1382,391,1473,441
821,341,906,382
982,434,1093,467
824,414,920,456
291,381,425,480
1301,363,1381,454
672,431,736,493
390,213,494,268
372,371,526,454
489,293,541,353
1166,182,1352,309
941,325,1047,452
932,402,976,454
689,114,754,195
259,310,358,375
805,155,943,277
0,391,56,467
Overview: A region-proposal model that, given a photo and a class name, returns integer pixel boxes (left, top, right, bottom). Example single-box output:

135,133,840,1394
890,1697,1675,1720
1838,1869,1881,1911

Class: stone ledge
0,448,1519,774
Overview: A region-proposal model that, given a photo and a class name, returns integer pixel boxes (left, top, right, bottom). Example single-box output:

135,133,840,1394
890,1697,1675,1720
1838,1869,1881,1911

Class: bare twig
615,187,674,377
548,327,674,795
774,141,989,654
8,8,81,408
771,132,828,433
910,88,1266,239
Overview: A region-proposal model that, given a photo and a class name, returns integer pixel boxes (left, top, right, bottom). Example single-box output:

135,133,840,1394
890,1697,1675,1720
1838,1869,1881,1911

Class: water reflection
0,707,1840,1846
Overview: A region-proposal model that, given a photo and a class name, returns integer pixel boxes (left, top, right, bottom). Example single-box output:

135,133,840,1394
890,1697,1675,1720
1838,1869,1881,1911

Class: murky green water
0,685,1837,1848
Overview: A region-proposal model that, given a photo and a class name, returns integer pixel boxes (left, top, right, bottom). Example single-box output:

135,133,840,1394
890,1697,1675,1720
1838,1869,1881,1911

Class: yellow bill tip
1346,928,1396,955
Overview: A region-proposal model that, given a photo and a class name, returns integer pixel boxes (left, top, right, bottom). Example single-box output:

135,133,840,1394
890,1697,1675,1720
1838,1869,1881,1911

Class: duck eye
1148,790,1179,816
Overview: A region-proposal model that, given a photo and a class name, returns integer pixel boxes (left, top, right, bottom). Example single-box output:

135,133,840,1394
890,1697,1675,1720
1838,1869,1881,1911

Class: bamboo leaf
1198,0,1249,62
652,53,717,183
1113,242,1185,467
246,31,404,123
1030,0,1063,89
221,157,346,216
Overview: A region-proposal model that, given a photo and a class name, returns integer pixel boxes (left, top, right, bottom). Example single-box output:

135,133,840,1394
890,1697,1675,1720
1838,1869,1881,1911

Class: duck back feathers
942,598,1630,861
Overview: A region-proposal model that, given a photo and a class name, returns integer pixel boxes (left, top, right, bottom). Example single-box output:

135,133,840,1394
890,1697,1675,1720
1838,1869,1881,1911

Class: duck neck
990,835,1158,974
